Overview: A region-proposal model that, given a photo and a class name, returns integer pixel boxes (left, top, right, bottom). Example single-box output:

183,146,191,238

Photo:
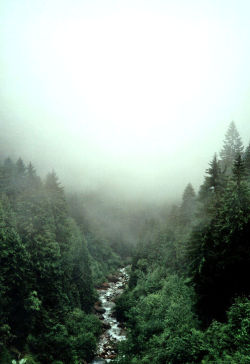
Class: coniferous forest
2,0,250,362
114,122,250,363
0,160,124,363
0,122,250,363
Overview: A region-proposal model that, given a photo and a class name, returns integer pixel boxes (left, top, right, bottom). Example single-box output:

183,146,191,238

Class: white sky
1,0,250,201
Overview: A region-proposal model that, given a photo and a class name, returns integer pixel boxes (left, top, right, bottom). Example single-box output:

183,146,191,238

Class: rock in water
94,304,106,314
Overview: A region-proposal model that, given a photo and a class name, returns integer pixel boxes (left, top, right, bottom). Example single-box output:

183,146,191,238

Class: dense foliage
114,122,250,363
0,160,124,363
1,122,249,363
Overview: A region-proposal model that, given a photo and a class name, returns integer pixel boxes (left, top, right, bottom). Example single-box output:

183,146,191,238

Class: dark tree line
114,121,250,363
188,121,250,325
1,121,249,363
0,158,123,363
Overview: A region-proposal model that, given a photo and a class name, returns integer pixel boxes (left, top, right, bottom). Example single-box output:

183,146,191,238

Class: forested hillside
114,122,250,363
0,122,249,364
1,0,250,362
0,160,126,363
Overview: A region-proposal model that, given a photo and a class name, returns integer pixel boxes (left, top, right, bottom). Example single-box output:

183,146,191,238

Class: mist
1,0,250,203
2,2,250,362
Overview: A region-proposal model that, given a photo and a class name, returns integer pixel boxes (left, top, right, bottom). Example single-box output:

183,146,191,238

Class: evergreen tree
198,154,225,221
15,158,26,176
205,154,224,193
220,121,244,174
232,154,246,187
26,162,41,189
45,171,68,251
0,158,15,197
0,199,31,348
68,220,94,311
189,177,250,326
179,183,196,227
14,158,27,196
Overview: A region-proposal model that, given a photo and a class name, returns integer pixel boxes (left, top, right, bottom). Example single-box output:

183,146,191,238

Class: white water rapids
91,267,129,364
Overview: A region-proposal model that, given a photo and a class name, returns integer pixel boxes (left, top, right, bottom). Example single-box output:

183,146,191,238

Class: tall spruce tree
198,154,225,221
220,121,244,175
26,162,41,189
179,183,196,227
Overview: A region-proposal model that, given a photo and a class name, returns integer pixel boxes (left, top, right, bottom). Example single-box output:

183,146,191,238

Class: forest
0,157,126,363
114,122,250,363
0,121,250,363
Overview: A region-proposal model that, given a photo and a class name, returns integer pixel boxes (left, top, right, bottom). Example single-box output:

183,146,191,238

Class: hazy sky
1,0,250,201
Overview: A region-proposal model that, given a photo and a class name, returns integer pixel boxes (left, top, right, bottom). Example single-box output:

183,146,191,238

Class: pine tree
26,162,41,189
45,171,69,251
0,158,15,197
14,158,27,195
179,183,196,227
205,154,224,193
15,158,26,176
189,176,250,326
198,154,225,221
220,121,244,175
68,220,95,312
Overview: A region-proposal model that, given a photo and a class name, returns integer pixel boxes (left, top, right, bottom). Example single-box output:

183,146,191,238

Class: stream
91,267,129,363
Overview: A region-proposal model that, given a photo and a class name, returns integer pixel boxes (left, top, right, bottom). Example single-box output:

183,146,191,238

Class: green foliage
0,157,120,363
189,177,250,324
86,233,121,285
1,121,250,363
179,183,196,227
115,273,203,363
115,122,250,363
0,346,12,364
233,154,247,187
198,154,225,223
202,298,250,363
116,265,250,363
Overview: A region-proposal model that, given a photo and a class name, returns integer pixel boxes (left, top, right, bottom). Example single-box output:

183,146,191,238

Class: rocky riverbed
91,267,129,363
